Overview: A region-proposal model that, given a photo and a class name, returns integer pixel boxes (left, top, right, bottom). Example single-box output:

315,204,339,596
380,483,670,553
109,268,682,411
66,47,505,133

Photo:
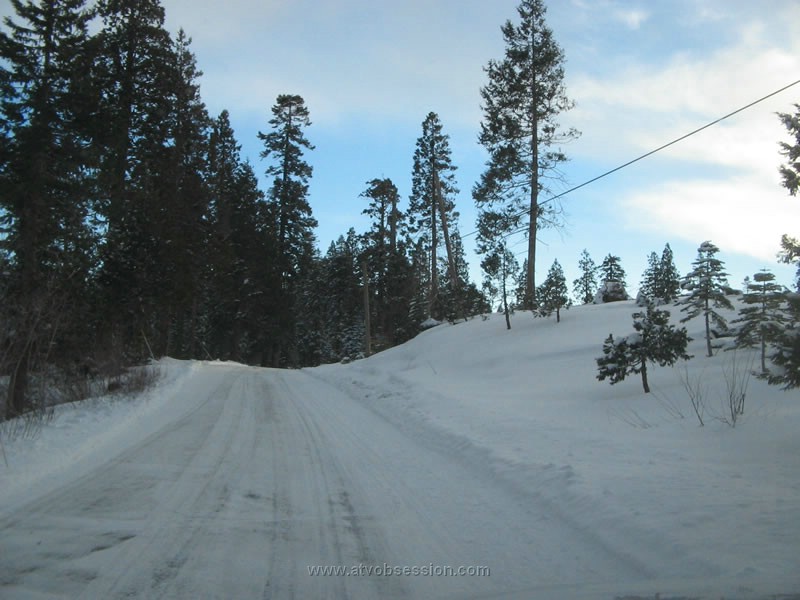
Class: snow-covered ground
1,301,798,599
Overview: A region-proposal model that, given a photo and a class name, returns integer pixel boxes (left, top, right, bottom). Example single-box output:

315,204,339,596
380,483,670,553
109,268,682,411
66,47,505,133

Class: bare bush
677,365,707,427
718,350,754,428
675,351,755,428
112,364,161,397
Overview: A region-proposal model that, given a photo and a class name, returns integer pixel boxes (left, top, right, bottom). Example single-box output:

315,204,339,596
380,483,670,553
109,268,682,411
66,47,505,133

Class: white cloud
614,9,648,30
620,174,799,262
162,0,517,129
566,3,800,264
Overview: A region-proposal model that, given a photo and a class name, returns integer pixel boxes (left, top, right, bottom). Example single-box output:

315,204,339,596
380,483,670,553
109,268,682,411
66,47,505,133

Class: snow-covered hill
316,300,800,594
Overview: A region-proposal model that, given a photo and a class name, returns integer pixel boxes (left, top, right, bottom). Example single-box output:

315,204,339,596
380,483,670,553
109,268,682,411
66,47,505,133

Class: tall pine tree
474,0,579,309
94,0,176,359
408,112,460,320
0,0,96,417
258,94,317,365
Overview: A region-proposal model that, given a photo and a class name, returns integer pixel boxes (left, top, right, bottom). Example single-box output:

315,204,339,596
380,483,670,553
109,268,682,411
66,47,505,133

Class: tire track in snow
302,366,725,595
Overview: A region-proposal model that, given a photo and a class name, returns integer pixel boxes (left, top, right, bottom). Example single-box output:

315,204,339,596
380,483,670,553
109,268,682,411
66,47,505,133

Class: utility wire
464,77,800,242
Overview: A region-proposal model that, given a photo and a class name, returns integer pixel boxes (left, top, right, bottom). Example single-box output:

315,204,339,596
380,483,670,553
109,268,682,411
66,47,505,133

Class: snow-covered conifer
597,303,692,393
731,269,787,375
538,259,570,322
599,254,626,287
657,243,681,303
678,241,734,357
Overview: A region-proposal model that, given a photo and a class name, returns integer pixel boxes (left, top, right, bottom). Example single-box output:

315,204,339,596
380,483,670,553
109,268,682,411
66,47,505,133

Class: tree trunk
640,360,650,394
434,170,459,295
362,260,371,357
502,252,511,330
7,344,31,419
428,174,438,319
527,45,539,310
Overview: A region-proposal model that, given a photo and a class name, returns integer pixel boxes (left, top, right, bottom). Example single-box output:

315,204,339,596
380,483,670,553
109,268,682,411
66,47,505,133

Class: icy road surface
0,362,790,599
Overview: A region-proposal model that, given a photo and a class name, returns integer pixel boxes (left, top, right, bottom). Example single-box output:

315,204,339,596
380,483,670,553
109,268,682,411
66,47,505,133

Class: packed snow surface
1,301,798,599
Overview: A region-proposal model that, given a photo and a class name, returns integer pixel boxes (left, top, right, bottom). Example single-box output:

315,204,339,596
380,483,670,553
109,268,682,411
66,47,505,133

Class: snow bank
313,300,800,594
0,359,199,513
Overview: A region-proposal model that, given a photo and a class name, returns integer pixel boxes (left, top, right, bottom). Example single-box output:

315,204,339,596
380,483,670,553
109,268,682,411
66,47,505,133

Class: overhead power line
463,77,800,242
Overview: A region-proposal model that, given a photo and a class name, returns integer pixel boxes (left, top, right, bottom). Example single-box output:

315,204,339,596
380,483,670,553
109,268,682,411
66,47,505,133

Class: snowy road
0,363,777,599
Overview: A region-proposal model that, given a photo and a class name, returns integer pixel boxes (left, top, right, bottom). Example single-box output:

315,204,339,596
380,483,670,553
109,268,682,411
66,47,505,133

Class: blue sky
6,0,800,295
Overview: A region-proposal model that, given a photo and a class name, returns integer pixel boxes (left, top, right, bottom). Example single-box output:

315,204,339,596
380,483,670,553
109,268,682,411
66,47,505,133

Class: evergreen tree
777,103,800,196
408,112,460,319
538,259,570,322
407,238,431,330
731,269,787,375
316,231,365,362
438,228,486,323
599,254,626,286
477,209,518,330
205,111,278,363
94,0,176,359
0,0,96,417
473,0,579,309
657,243,681,302
597,302,692,394
515,259,529,310
258,94,316,279
572,249,597,305
767,108,800,388
258,94,317,365
360,178,415,345
640,244,680,305
678,241,734,357
767,292,800,389
639,252,660,303
150,29,211,357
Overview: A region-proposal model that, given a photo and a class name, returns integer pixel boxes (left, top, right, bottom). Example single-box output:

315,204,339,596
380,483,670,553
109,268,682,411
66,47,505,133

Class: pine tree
150,29,211,357
473,0,579,309
0,0,96,417
360,177,416,345
599,254,626,286
767,292,800,389
258,94,317,279
477,209,518,330
258,94,317,365
657,243,681,302
316,230,365,362
777,103,800,196
639,252,660,303
597,302,692,393
731,269,787,375
205,111,278,363
767,107,800,388
538,259,570,322
408,112,460,320
572,249,597,305
94,0,176,359
678,241,734,357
